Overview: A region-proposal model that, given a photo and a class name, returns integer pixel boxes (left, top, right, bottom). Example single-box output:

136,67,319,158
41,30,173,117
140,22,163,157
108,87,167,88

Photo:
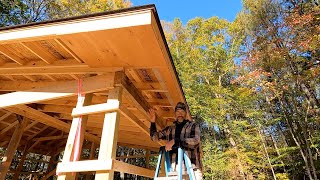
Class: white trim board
0,10,152,43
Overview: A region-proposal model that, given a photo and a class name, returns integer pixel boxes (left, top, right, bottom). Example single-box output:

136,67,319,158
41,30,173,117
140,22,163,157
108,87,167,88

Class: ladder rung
155,176,188,180
72,102,119,116
168,171,188,176
155,177,178,180
56,159,112,173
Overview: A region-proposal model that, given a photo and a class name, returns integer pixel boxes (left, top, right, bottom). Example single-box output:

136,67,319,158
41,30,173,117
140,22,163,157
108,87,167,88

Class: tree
235,0,320,179
163,17,274,179
0,0,132,26
47,0,131,19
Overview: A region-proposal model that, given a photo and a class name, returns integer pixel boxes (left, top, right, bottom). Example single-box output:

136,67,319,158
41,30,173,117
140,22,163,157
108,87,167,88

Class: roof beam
0,45,25,65
114,71,166,128
0,73,114,108
23,75,37,82
39,95,107,107
37,104,73,114
27,126,49,141
5,105,100,144
0,119,18,136
20,42,56,64
0,59,122,75
54,38,83,63
0,80,71,91
0,112,12,121
24,120,38,132
119,107,151,140
33,135,67,141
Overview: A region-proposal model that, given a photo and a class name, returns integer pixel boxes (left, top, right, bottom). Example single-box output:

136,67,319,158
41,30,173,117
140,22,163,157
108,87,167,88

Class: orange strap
72,79,84,175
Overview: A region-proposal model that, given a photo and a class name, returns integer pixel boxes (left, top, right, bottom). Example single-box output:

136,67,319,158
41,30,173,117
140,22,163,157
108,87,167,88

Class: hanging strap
71,79,84,176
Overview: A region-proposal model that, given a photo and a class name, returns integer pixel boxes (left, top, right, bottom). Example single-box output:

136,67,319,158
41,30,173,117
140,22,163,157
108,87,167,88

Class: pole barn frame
0,4,189,179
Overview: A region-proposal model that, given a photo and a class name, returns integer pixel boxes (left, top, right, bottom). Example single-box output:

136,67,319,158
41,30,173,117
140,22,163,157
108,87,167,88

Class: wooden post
12,144,28,180
146,150,150,169
42,168,57,180
89,142,96,160
0,116,28,180
95,87,122,180
57,93,93,180
42,149,59,180
85,142,96,180
160,154,165,174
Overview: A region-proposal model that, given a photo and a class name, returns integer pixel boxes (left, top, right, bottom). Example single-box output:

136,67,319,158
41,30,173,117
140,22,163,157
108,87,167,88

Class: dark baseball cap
175,102,187,112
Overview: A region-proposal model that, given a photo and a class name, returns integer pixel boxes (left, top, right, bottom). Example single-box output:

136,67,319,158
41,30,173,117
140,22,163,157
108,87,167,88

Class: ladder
154,146,196,180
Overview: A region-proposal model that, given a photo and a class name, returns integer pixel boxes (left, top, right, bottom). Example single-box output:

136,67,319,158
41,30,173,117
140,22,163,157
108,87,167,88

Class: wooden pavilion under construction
0,4,189,179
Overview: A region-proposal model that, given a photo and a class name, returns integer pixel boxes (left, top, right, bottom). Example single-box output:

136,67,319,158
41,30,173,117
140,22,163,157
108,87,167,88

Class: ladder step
155,176,189,180
72,102,119,116
155,177,178,180
155,173,189,180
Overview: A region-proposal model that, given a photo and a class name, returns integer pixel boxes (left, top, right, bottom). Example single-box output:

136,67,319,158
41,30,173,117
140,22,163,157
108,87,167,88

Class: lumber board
113,160,154,178
0,74,114,108
5,105,100,144
56,160,112,173
56,159,154,178
72,102,119,117
20,42,56,64
58,93,93,180
0,117,29,180
0,10,153,43
114,71,165,128
0,62,122,75
0,45,25,65
95,87,122,179
54,38,83,63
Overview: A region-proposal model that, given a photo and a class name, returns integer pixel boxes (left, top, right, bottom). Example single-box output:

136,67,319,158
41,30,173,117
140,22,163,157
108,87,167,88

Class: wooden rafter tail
114,71,166,129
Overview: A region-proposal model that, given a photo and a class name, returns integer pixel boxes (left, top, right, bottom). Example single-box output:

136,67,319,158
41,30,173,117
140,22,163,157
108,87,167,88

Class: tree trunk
227,128,246,179
258,127,277,180
302,104,318,180
270,134,287,172
278,98,313,180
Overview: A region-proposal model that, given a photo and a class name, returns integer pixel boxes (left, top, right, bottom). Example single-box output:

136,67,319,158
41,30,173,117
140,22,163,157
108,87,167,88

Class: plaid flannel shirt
150,120,202,170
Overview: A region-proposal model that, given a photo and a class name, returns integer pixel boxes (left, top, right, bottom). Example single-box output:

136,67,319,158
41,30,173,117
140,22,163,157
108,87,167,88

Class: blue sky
131,0,243,23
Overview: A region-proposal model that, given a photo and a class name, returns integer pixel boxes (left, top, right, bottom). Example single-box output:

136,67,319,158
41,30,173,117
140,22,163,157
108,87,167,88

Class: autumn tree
235,0,320,179
0,0,132,26
163,16,276,179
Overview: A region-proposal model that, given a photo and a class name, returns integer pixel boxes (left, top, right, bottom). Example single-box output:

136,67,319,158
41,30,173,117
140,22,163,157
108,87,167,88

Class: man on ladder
149,102,203,180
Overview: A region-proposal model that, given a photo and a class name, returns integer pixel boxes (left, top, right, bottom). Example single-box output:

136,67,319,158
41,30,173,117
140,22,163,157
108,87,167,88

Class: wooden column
146,150,150,169
57,93,93,180
12,144,28,180
95,87,122,180
85,142,96,180
89,142,96,160
42,150,59,180
42,168,57,180
0,116,28,180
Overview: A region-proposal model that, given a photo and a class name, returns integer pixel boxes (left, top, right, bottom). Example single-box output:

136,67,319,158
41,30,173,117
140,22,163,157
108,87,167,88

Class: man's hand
148,108,156,123
165,139,175,151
